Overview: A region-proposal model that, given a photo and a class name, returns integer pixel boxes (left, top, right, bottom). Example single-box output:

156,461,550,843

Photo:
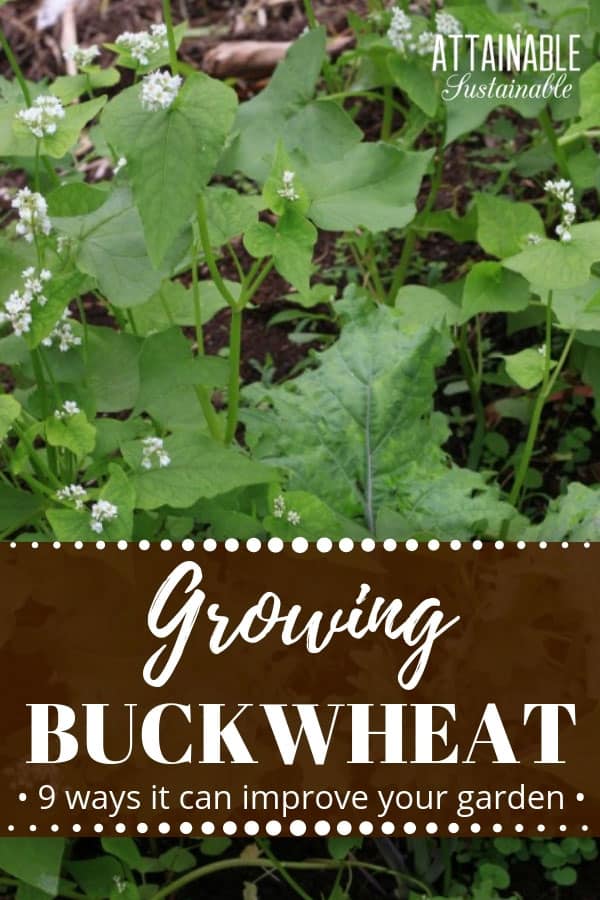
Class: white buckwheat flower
54,399,80,420
0,290,32,336
64,43,100,69
277,170,300,202
415,30,436,56
113,156,127,175
527,233,543,245
272,494,300,525
435,11,463,36
22,266,51,306
113,877,128,896
56,484,88,509
387,7,413,53
140,70,182,111
41,310,82,352
90,499,119,533
16,95,65,139
116,23,168,66
141,436,171,469
0,266,52,337
12,188,51,243
545,179,576,242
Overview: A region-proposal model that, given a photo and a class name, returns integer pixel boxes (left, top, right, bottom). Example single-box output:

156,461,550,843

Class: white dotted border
5,820,590,835
8,540,593,552
7,541,592,836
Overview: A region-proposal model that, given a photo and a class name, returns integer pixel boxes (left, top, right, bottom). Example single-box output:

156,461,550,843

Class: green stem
0,26,31,105
31,346,59,478
365,236,386,301
191,249,223,443
508,296,575,508
225,306,242,445
31,349,49,418
302,0,318,29
387,228,417,303
162,0,180,74
196,194,237,308
245,258,274,303
190,248,204,351
127,309,139,336
456,326,487,470
12,421,61,488
34,141,41,193
76,297,89,363
151,858,432,900
227,242,245,284
538,107,570,180
387,140,445,302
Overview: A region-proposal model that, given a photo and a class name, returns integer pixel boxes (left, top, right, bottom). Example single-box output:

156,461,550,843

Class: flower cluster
544,179,576,243
41,311,82,353
116,23,168,66
113,877,127,896
273,494,301,526
56,484,88,509
387,8,412,53
55,487,119,529
16,95,65,139
141,436,171,469
0,267,51,337
387,7,462,56
64,43,100,69
54,400,80,420
435,10,463,37
12,188,51,243
90,499,119,533
277,170,300,202
140,70,182,111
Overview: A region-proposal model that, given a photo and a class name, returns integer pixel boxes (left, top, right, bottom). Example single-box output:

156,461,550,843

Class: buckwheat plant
277,170,300,202
115,24,169,67
12,189,51,243
387,8,413,53
54,400,81,420
141,437,171,469
387,7,462,57
544,179,576,242
140,70,182,111
41,312,82,353
16,95,64,138
56,484,88,509
0,267,51,336
434,10,463,36
90,500,119,533
64,44,100,70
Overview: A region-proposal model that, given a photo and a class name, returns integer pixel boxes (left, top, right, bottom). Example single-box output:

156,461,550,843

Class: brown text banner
0,541,598,837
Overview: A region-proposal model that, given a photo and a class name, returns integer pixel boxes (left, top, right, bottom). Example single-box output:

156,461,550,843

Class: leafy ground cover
1,0,600,896
0,0,599,543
